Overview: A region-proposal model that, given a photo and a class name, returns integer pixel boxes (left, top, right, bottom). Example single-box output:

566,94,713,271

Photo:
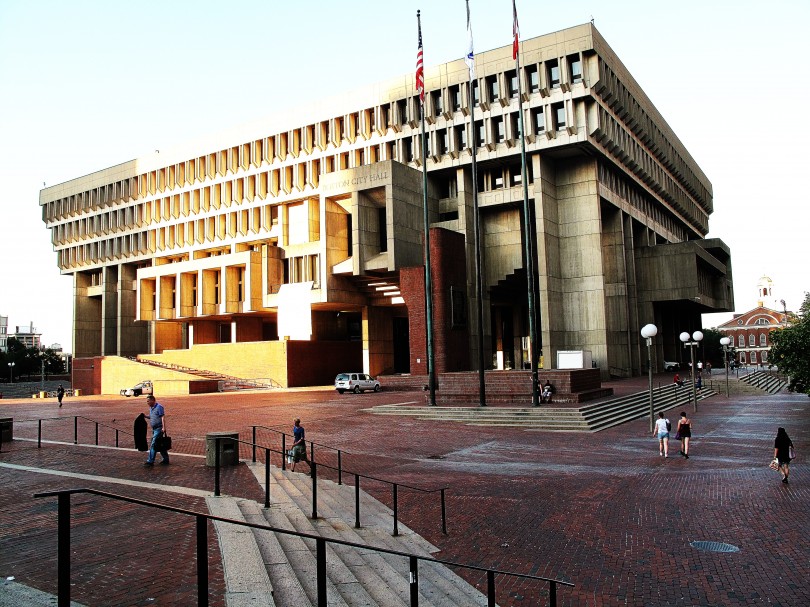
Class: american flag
512,0,520,60
416,17,425,104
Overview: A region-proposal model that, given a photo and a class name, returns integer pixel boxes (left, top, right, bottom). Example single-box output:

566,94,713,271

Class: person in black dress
774,427,794,484
676,411,692,458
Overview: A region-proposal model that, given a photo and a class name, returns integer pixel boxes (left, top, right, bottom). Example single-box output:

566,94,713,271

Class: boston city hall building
41,23,733,396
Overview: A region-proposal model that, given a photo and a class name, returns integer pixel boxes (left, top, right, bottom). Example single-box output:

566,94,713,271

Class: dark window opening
569,55,582,83
378,208,387,253
548,60,560,88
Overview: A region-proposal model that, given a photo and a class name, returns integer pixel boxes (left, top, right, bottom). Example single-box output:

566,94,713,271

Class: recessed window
472,80,480,105
531,107,545,135
506,70,518,98
762,351,768,362
510,166,522,186
431,90,443,115
739,352,747,364
486,76,499,102
738,334,744,347
450,85,462,111
397,99,408,125
547,60,560,88
493,117,505,143
759,334,767,346
554,103,566,131
403,138,413,162
526,65,539,93
568,55,582,84
437,130,448,155
493,173,504,189
749,334,756,346
475,120,485,147
455,125,467,149
750,351,758,364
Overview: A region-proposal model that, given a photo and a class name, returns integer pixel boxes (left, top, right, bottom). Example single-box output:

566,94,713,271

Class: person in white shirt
653,412,670,457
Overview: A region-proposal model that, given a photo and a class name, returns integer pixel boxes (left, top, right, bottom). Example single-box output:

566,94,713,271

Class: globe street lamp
679,331,703,411
641,324,658,432
7,362,15,384
719,336,731,397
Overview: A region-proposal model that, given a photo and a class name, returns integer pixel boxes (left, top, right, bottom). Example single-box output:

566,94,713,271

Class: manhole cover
690,541,739,553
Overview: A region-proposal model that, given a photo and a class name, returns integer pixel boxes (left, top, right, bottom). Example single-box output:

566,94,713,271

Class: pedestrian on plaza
676,411,692,458
706,361,712,375
696,374,703,391
654,411,670,457
673,373,684,387
773,427,794,484
541,380,554,404
697,361,703,373
291,418,310,472
56,384,65,407
144,394,169,466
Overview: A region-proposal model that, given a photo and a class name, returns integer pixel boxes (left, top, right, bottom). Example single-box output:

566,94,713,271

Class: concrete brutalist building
40,23,732,392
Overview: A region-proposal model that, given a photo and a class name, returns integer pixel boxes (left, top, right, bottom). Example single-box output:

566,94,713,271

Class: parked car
663,361,679,372
120,380,153,397
335,373,381,394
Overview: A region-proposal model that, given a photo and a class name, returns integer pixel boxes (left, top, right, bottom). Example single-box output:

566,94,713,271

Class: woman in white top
653,411,670,457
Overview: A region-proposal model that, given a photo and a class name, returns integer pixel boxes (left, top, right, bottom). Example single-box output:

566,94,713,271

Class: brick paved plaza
0,378,807,606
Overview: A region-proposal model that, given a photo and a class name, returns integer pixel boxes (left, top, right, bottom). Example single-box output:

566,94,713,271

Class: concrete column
102,265,118,355
73,272,101,358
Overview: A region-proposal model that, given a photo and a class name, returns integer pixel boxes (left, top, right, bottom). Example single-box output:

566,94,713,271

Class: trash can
206,431,239,467
0,418,13,443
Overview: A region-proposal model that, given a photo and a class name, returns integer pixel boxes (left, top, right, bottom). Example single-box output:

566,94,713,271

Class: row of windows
44,53,590,224
596,61,711,214
735,333,769,347
739,351,767,364
52,103,569,251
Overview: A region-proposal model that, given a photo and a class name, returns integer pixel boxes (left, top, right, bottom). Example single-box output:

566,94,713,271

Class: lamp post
719,336,731,398
679,331,703,411
641,324,658,432
7,362,15,384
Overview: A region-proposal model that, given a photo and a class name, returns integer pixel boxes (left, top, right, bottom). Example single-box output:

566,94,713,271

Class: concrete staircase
738,370,788,394
364,384,716,433
209,464,490,606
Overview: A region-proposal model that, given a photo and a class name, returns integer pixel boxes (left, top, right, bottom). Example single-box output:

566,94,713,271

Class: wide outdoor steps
739,370,788,394
210,463,490,607
364,384,717,432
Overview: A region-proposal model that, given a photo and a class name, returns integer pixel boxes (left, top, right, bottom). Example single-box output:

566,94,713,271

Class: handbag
154,433,172,452
789,445,795,460
674,432,681,440
286,449,295,464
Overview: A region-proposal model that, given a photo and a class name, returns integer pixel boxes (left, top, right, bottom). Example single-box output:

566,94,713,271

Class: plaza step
230,462,490,607
364,384,717,432
739,370,788,394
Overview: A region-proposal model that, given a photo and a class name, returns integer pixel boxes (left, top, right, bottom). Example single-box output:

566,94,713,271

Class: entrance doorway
393,316,410,373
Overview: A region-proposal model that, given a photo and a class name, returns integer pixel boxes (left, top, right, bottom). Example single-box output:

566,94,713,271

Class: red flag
416,17,425,103
512,0,520,60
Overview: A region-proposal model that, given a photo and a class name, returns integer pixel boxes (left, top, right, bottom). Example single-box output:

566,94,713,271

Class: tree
769,292,810,396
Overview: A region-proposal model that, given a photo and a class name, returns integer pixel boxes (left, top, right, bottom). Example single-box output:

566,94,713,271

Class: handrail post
252,426,256,463
549,580,557,607
354,474,361,528
38,419,42,449
115,429,119,448
73,416,78,445
57,492,71,607
264,448,270,509
281,434,286,471
214,438,221,497
440,489,447,535
95,422,99,446
311,462,318,519
337,450,342,485
196,515,209,607
486,569,496,607
309,443,315,478
315,537,327,607
392,484,399,536
409,555,419,606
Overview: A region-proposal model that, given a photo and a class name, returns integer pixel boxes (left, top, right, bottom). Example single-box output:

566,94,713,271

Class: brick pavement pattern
0,379,807,606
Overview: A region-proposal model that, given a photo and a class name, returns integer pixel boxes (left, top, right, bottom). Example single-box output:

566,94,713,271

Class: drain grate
690,541,740,553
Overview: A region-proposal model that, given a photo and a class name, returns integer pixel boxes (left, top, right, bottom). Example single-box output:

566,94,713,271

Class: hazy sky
1,0,808,351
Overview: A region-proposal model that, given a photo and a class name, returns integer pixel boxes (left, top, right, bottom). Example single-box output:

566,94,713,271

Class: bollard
196,515,209,607
214,438,221,497
354,474,361,528
264,448,270,508
393,484,399,536
311,462,318,519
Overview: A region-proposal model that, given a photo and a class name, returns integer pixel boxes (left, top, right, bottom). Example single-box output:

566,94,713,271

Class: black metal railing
5,416,448,537
213,432,447,537
34,487,573,607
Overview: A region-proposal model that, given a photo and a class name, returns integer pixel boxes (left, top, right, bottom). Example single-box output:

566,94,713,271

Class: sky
1,0,808,352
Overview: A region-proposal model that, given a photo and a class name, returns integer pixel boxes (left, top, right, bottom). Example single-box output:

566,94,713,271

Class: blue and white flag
465,0,475,80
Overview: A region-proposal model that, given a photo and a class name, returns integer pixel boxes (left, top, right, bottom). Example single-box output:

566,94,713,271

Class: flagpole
513,0,540,407
466,0,486,407
417,10,437,405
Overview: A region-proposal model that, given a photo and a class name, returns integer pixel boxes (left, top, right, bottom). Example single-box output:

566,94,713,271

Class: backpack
665,419,671,432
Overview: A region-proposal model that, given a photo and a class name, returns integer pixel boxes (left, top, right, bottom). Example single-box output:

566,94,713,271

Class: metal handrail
34,487,573,607
214,433,448,536
10,414,130,449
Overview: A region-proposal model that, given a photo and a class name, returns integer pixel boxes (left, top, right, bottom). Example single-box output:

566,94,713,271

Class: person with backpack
653,411,671,457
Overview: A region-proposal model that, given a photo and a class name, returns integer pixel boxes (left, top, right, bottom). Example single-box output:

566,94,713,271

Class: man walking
56,384,65,407
144,395,169,466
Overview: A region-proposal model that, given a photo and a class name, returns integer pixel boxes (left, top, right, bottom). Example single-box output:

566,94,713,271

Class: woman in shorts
653,411,670,458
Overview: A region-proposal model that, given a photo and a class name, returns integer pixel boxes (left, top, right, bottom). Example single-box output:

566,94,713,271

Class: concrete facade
40,23,733,387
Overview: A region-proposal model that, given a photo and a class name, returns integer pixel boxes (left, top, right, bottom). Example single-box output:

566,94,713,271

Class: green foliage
769,292,810,396
2,337,65,381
